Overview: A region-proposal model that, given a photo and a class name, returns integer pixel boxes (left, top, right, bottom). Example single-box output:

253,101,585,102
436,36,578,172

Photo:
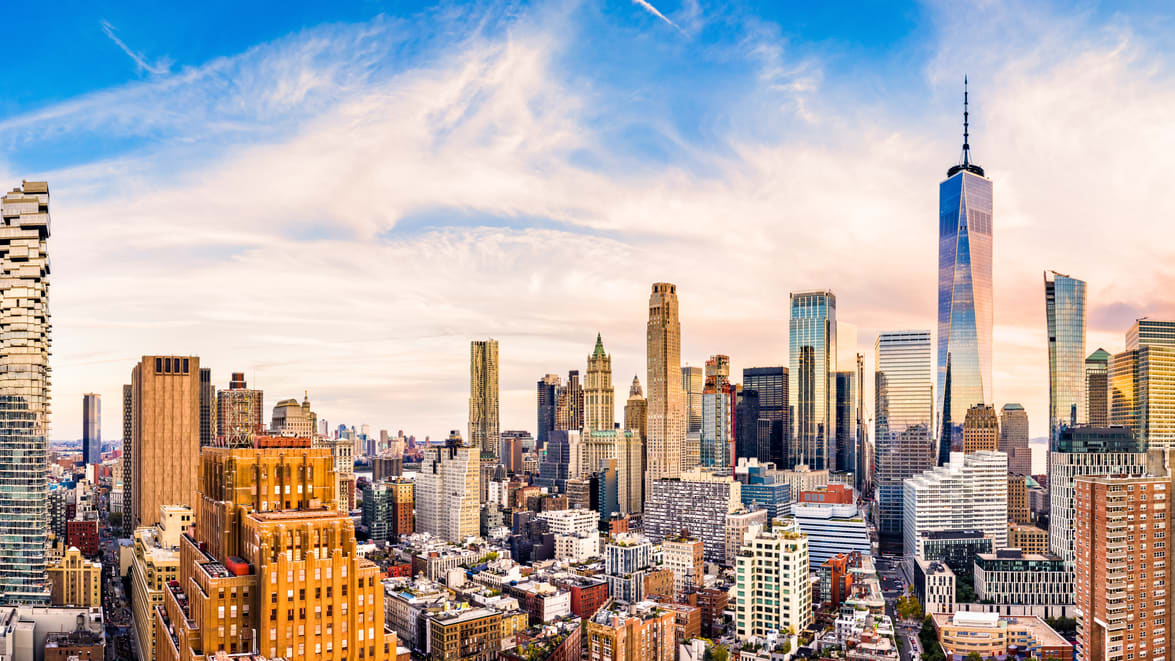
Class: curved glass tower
1044,271,1087,439
936,81,993,457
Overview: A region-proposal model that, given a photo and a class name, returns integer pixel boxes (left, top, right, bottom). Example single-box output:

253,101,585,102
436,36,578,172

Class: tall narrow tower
789,290,837,470
647,283,684,482
82,394,101,466
0,181,52,604
469,340,500,458
584,334,615,432
1044,271,1087,439
936,78,994,451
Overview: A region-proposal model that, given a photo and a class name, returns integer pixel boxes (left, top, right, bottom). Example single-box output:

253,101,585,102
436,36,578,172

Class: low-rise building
931,611,1072,661
428,607,502,660
1005,522,1048,555
47,547,101,607
974,550,1074,606
585,601,676,661
0,606,105,661
383,577,451,653
913,559,954,615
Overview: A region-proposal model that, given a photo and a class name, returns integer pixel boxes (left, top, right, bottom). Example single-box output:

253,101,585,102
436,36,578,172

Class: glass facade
1110,322,1175,448
1044,271,1087,438
700,386,734,469
874,330,934,548
82,393,101,466
834,371,856,476
789,291,836,471
936,169,994,445
1084,348,1110,427
0,182,51,604
681,366,703,435
743,366,788,466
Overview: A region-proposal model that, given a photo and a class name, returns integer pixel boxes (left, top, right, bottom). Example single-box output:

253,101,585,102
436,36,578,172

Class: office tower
362,479,414,542
735,388,760,460
121,384,134,535
662,535,704,599
470,339,500,458
700,377,735,470
198,367,214,446
555,370,584,431
1075,475,1172,661
417,439,480,542
855,353,870,493
743,366,788,467
682,366,703,434
903,451,1008,558
738,464,792,520
790,290,837,470
734,519,812,640
584,334,615,432
647,282,685,482
82,394,101,466
962,404,999,453
937,82,994,451
536,374,560,444
1006,474,1030,523
1110,319,1175,448
874,330,935,551
1048,426,1147,566
159,446,392,661
271,392,317,438
834,371,856,475
644,470,741,563
793,498,871,570
1084,348,1110,426
1044,272,1087,439
215,372,263,447
998,404,1031,475
624,376,648,440
0,182,52,605
623,377,647,512
131,356,201,530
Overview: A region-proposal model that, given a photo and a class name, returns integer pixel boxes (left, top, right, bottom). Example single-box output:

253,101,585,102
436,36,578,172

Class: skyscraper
961,404,998,453
469,339,500,458
1044,271,1087,438
874,330,934,551
1084,348,1110,426
623,377,647,512
556,370,584,431
1110,320,1175,448
647,283,684,482
198,367,214,446
216,372,263,447
701,378,735,470
417,439,481,543
834,371,856,475
682,366,703,435
903,451,1008,558
536,373,560,444
121,383,133,535
998,403,1031,476
744,366,788,466
82,394,101,466
584,334,615,432
937,81,994,449
789,290,837,470
0,181,52,604
131,355,202,529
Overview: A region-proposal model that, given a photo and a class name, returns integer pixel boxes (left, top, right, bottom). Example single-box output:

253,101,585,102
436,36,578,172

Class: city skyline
5,2,1175,442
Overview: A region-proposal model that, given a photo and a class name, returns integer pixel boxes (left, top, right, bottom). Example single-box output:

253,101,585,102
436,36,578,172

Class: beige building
48,547,101,607
1007,474,1030,523
724,509,768,567
586,601,676,661
583,429,643,515
272,392,317,438
1006,523,1048,555
646,283,684,485
734,519,812,640
623,378,647,512
417,441,480,543
998,403,1032,476
131,355,201,528
131,505,191,661
962,404,999,454
470,339,500,458
585,334,615,432
662,535,704,599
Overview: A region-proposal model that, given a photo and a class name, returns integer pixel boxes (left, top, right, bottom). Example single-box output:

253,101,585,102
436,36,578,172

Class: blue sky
4,0,1175,442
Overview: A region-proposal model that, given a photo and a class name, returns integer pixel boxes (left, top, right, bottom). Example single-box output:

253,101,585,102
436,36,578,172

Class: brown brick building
429,608,502,660
131,355,202,529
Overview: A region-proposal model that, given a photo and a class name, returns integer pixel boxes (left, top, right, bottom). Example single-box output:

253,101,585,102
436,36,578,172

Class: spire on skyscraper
948,76,985,177
592,332,606,359
629,375,643,398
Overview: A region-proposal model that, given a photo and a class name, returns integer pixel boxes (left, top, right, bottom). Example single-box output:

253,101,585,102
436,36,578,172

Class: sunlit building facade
470,339,500,458
1045,271,1087,438
789,290,837,470
1110,320,1175,449
682,366,703,436
647,283,684,483
585,334,615,432
1084,349,1110,427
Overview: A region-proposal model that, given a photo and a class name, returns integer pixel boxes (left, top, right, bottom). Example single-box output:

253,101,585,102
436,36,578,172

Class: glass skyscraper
936,84,993,454
82,393,101,466
1044,271,1087,439
789,290,836,471
874,330,934,551
743,366,788,466
1111,320,1175,448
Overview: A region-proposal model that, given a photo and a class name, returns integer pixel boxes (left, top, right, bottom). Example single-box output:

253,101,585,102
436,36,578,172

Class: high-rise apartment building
82,394,101,466
1048,426,1148,567
743,366,788,467
131,355,201,530
470,339,500,458
790,290,837,470
1110,320,1175,448
0,182,52,604
1084,349,1110,427
536,373,561,444
644,470,741,563
904,451,1008,558
682,366,703,435
646,283,684,483
215,372,263,447
361,479,414,542
199,367,214,446
734,519,812,640
1045,271,1087,439
1074,475,1172,661
701,378,735,470
937,85,994,451
584,334,615,432
998,404,1032,476
962,404,999,453
416,440,480,543
874,330,935,550
662,535,704,600
586,600,676,661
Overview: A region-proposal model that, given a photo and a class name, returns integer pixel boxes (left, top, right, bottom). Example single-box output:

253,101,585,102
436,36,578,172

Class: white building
604,534,654,603
792,501,871,570
539,509,601,563
914,558,955,615
416,442,480,543
734,519,812,640
903,451,1008,558
645,469,741,562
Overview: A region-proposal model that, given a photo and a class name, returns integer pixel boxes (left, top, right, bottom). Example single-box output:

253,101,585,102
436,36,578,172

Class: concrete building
792,500,871,570
130,355,201,530
974,550,1073,606
428,607,501,661
1075,475,1172,661
724,509,769,567
962,404,999,454
646,283,685,485
215,372,263,447
931,612,1072,661
734,519,812,640
130,505,189,661
382,578,449,654
584,334,615,432
1006,523,1049,555
269,392,317,438
0,606,105,661
904,451,1008,558
1007,474,1030,523
47,547,100,607
603,534,654,603
417,441,480,543
470,339,500,458
538,509,600,563
644,470,741,562
662,535,704,599
914,559,954,615
121,383,134,536
998,403,1032,476
555,369,583,432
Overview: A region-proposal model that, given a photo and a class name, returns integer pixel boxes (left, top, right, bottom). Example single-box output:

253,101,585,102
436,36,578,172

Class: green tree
966,652,983,661
897,595,924,621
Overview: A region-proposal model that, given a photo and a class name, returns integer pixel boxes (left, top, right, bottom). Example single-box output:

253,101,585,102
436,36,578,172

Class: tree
896,595,924,621
705,644,729,661
965,652,984,661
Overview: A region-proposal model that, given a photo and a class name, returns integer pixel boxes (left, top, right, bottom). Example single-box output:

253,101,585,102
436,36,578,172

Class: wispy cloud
99,19,173,75
631,0,685,35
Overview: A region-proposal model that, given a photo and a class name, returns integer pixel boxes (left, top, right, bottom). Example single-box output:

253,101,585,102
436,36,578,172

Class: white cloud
100,20,173,76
